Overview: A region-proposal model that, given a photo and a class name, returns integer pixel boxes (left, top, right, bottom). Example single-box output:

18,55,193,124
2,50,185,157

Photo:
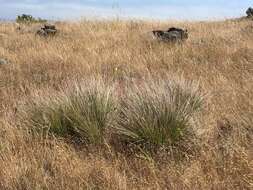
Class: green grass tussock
115,77,204,149
23,79,115,144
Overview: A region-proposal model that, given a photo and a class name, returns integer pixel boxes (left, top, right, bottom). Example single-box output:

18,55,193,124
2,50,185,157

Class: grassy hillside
0,19,252,189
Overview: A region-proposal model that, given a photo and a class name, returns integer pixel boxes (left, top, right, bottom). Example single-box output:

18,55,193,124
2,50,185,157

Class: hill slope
0,19,252,189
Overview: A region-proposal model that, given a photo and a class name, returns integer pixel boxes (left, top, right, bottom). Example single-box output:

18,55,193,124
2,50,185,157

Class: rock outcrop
36,24,57,37
152,27,188,42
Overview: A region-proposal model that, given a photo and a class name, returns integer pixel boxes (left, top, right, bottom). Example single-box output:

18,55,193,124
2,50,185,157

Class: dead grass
0,18,252,189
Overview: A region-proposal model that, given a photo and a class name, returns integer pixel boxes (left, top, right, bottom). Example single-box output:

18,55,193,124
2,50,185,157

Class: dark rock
36,29,47,37
152,27,188,42
246,7,253,18
0,59,8,65
44,24,56,30
43,28,57,36
36,24,57,37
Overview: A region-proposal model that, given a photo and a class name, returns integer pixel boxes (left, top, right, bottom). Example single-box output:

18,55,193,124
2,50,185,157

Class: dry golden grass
0,18,252,189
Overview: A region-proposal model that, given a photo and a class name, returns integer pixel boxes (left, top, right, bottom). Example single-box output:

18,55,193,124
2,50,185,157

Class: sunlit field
0,18,252,189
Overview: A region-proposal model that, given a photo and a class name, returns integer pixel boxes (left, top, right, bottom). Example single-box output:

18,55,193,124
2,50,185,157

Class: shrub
114,77,204,150
24,80,115,144
37,17,48,23
16,14,47,24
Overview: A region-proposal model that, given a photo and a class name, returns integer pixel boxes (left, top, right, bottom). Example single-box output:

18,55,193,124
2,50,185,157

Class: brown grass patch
0,19,252,189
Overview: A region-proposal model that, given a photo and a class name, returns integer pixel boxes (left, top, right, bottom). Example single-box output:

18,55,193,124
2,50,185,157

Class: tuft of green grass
24,79,115,144
115,77,204,149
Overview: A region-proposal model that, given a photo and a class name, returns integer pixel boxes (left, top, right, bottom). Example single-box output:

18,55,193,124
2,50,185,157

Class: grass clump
115,77,204,150
24,80,115,144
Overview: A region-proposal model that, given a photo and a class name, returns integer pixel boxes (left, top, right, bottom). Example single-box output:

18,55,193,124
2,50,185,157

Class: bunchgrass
24,79,115,144
115,77,204,149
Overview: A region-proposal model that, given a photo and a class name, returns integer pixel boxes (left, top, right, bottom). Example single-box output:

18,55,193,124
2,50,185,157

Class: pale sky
0,0,252,20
